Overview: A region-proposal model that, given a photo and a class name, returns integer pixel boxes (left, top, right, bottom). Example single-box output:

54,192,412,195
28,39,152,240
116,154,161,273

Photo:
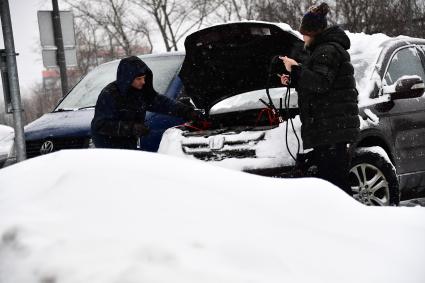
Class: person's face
131,75,146,90
303,35,313,47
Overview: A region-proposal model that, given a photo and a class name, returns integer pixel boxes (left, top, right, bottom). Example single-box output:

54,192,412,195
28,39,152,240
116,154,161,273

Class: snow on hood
1,150,423,283
210,87,298,115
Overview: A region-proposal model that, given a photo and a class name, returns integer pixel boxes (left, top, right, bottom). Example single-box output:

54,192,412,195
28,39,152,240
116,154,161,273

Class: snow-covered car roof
0,149,424,282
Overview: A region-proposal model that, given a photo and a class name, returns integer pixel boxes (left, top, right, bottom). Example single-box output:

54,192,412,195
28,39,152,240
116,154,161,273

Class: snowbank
0,149,424,283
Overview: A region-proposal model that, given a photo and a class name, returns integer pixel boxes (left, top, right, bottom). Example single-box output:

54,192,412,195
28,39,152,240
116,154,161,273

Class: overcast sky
0,0,64,97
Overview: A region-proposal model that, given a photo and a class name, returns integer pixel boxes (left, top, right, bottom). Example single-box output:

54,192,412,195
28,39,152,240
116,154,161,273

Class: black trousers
309,143,353,196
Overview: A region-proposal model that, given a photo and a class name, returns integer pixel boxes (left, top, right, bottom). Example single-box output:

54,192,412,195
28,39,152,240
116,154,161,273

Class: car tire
349,147,399,206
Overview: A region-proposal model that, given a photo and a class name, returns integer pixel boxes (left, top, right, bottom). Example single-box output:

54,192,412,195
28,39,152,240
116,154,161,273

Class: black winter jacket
291,26,360,149
91,56,192,149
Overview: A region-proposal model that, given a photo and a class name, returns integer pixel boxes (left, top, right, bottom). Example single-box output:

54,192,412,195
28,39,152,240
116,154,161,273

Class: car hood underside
179,22,305,113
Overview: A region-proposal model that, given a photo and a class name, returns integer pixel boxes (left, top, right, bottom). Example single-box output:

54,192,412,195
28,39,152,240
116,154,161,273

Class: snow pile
159,116,303,171
0,149,424,283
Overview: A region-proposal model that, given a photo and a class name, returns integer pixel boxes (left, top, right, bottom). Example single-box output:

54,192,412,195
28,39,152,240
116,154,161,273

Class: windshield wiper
54,108,75,112
54,106,95,112
78,106,95,110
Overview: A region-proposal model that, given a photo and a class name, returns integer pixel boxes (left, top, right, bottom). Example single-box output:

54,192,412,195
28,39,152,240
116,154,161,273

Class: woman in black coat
280,3,360,195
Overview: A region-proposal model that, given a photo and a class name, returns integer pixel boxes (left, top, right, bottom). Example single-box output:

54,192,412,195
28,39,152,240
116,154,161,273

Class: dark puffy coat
91,56,192,149
291,26,360,149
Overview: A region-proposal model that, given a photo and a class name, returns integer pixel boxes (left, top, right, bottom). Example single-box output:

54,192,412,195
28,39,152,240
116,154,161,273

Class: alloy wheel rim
349,163,390,206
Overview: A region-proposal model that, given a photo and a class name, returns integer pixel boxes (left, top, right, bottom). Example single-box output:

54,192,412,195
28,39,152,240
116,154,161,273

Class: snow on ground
159,116,303,171
0,150,424,283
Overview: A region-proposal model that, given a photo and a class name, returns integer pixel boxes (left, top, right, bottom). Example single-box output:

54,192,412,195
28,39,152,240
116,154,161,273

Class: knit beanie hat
299,2,330,36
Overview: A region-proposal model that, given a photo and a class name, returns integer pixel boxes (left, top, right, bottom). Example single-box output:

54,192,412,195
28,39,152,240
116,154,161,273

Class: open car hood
179,22,305,113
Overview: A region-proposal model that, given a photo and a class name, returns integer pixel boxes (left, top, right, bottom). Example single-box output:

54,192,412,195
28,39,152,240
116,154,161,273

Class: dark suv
1,52,187,167
352,38,425,205
159,22,425,206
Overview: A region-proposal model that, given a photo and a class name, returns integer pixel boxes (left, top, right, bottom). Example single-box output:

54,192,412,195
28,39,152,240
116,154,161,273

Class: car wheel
349,147,399,206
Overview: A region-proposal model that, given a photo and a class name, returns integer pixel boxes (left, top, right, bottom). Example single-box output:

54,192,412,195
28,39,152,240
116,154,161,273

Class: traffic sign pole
52,0,68,97
0,0,26,161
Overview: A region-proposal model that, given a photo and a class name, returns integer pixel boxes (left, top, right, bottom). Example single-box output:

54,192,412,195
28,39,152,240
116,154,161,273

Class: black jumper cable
260,55,302,167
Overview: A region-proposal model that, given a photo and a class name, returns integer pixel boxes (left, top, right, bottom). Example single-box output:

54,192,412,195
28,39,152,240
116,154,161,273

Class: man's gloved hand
132,123,150,137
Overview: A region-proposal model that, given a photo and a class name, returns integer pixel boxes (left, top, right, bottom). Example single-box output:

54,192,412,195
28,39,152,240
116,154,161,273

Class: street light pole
52,0,68,97
0,0,26,162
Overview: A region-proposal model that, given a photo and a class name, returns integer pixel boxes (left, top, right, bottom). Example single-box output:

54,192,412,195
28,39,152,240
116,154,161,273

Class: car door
382,45,425,176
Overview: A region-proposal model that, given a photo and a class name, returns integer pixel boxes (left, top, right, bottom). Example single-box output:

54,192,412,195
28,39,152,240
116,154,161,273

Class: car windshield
55,55,184,111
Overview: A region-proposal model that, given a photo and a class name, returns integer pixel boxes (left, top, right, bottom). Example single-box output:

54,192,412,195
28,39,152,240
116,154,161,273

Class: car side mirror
382,76,425,100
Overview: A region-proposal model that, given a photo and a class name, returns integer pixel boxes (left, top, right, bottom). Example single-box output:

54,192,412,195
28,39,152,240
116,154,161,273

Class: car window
55,55,184,110
384,47,425,85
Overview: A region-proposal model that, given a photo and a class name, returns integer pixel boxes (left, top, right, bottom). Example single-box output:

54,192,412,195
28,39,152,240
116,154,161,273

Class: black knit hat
299,2,330,36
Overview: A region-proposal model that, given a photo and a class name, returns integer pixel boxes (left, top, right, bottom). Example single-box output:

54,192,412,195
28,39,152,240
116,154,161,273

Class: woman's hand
279,56,298,72
278,74,290,86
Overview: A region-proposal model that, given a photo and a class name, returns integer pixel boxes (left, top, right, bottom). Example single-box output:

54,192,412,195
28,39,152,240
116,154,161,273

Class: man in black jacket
91,56,200,149
280,3,359,195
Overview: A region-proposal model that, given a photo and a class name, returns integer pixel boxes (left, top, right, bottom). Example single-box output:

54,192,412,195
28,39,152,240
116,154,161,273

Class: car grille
181,131,265,161
26,137,88,159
